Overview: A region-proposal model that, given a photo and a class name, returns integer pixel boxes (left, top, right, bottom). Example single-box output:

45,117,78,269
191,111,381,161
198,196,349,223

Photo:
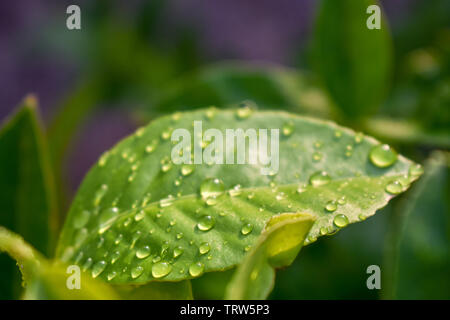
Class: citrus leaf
0,227,118,300
0,96,58,298
313,0,392,118
386,151,449,299
225,213,315,299
56,108,421,285
139,62,333,119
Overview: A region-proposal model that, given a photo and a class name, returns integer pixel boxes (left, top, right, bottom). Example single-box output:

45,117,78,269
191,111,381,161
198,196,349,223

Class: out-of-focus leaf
0,227,118,300
386,151,449,299
115,281,193,300
313,0,392,119
225,213,315,299
139,62,334,119
56,109,420,286
365,117,450,148
0,96,58,299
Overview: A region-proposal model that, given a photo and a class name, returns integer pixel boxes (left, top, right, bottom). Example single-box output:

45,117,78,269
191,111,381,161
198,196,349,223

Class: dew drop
385,180,403,194
159,195,174,208
136,246,151,259
107,271,117,281
131,266,144,279
282,122,294,136
152,262,172,278
354,132,364,144
333,214,349,228
111,251,120,264
114,234,123,245
337,197,346,205
134,210,145,222
145,139,158,153
228,184,242,197
241,223,253,235
309,171,331,187
236,105,252,119
173,246,184,258
325,200,337,212
409,164,424,177
197,215,215,231
93,184,108,206
91,260,107,278
181,164,194,176
82,257,93,271
369,144,398,168
189,262,205,277
199,242,211,255
320,227,328,235
312,151,322,162
200,178,225,199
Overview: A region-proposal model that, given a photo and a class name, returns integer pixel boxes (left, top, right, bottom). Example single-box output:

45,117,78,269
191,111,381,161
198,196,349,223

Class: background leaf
138,62,334,119
0,97,58,299
384,151,449,299
56,109,420,287
313,0,392,119
0,227,118,300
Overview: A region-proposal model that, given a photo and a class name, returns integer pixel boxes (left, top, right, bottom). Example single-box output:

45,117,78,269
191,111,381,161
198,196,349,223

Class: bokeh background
0,0,449,299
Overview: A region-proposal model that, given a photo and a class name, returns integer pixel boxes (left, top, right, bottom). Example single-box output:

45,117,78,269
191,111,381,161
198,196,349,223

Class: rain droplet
320,227,328,235
181,164,194,176
136,246,151,259
369,144,398,168
159,195,174,208
173,246,184,258
131,266,144,279
228,184,242,197
282,122,294,136
160,157,173,172
409,164,424,177
312,151,322,162
114,234,123,245
236,105,252,119
145,139,158,153
333,214,349,228
309,171,331,187
354,132,364,144
93,184,108,206
107,271,117,281
189,262,204,277
241,223,253,235
325,200,337,212
199,242,211,255
152,262,172,278
91,260,107,278
111,251,120,264
385,180,403,194
200,178,225,199
82,257,93,271
134,210,145,222
337,197,346,205
197,215,215,231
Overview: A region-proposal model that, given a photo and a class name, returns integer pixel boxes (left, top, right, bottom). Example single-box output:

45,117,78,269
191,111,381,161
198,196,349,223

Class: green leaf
225,213,315,299
56,108,420,285
0,227,118,300
139,62,333,119
386,151,449,299
0,96,58,299
313,0,392,118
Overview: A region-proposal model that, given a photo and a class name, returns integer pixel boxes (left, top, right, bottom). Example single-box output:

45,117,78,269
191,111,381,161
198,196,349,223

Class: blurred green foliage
0,0,449,299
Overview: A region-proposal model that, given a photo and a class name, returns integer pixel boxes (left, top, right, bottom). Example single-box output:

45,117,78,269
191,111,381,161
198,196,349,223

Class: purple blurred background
0,0,416,195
